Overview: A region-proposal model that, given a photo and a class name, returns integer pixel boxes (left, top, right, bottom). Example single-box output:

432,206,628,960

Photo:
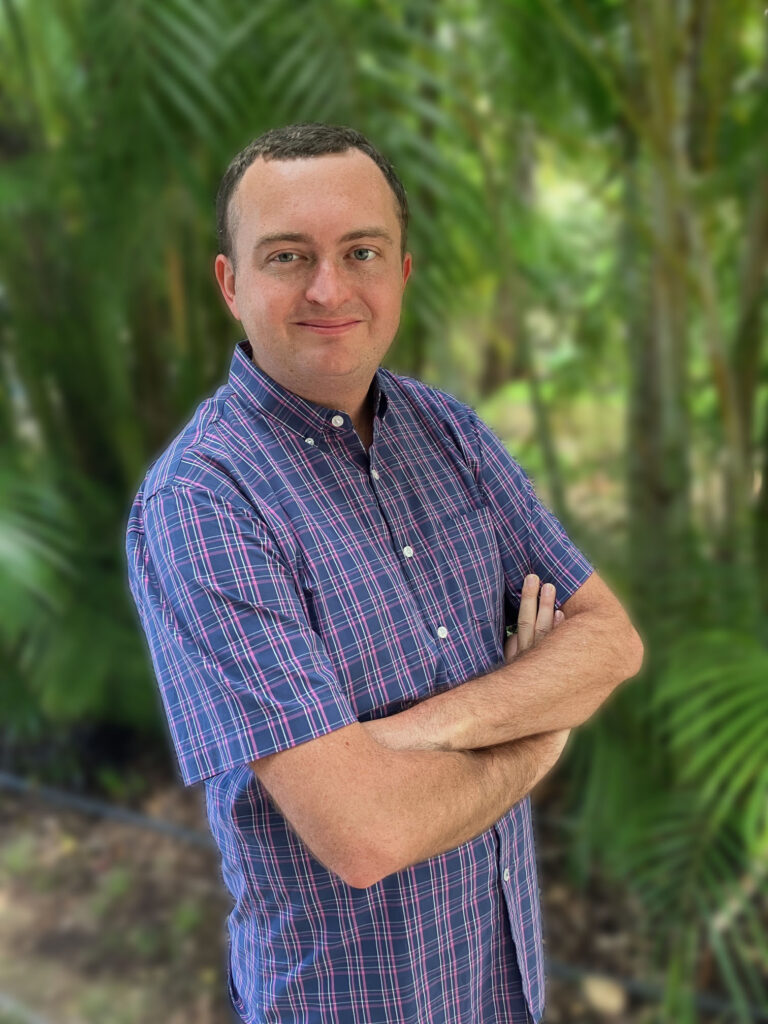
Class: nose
303,257,353,308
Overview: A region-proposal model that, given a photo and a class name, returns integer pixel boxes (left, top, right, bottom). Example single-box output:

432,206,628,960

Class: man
125,122,643,1024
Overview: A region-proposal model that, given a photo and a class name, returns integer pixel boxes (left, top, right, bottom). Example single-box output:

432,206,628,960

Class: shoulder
139,386,271,514
380,368,475,424
378,369,528,488
127,387,298,571
378,368,481,463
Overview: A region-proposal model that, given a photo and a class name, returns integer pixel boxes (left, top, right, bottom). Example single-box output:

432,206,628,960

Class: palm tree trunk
624,0,697,648
479,116,569,522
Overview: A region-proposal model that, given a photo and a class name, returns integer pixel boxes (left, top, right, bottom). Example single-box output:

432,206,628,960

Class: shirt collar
228,339,389,438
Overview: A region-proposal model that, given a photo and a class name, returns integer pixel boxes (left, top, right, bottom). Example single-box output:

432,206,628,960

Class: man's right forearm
367,733,561,887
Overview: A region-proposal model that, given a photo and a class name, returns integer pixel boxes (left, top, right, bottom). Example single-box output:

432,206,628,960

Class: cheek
366,274,403,310
246,285,291,320
376,286,404,324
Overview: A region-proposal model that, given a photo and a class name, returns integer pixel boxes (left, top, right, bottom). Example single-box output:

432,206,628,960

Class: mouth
295,320,362,335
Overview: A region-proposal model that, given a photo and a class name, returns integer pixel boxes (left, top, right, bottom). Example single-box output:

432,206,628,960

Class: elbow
344,869,382,890
620,626,645,682
301,827,387,890
349,860,402,890
314,833,379,889
312,845,379,890
341,824,403,890
631,627,645,675
338,746,410,889
340,851,382,890
341,849,392,890
328,815,395,889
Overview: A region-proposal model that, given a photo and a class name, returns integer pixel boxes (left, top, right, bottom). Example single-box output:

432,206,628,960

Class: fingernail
542,583,555,596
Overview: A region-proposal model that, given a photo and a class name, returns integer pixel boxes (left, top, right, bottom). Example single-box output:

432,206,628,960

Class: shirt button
436,626,448,639
371,469,380,480
304,437,315,446
331,415,344,427
402,545,414,558
503,868,510,882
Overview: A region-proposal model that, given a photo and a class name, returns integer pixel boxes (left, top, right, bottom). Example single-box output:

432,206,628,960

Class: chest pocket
417,502,505,639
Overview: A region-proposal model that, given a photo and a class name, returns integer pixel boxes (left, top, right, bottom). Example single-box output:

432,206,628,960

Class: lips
296,320,360,327
295,320,362,335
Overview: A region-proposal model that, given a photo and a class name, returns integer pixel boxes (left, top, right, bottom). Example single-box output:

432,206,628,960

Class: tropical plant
1,0,766,1018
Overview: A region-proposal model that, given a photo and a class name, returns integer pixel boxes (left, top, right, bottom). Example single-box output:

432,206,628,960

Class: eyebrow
253,227,395,252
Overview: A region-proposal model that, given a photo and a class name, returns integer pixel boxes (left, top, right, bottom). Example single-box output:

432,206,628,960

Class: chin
310,357,366,377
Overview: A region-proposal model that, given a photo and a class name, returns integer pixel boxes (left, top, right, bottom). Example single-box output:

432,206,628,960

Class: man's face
214,150,412,397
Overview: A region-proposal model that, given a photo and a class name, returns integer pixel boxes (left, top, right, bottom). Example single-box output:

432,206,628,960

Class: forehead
233,150,399,244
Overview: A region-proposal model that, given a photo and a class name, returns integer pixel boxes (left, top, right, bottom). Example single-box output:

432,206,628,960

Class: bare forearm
390,611,644,752
368,733,562,886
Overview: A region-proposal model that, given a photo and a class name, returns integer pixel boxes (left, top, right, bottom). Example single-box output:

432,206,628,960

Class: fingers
535,581,556,639
504,632,518,662
507,578,565,663
517,576,563,654
515,573,540,652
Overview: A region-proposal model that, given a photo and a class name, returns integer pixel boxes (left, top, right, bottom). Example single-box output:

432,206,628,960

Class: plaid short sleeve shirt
125,339,594,1024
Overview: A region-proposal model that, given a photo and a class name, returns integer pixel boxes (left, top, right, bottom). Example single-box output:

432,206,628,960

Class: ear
214,254,241,320
402,252,413,287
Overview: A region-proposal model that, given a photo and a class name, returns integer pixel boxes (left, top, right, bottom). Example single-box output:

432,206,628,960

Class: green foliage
561,623,768,1016
170,898,204,942
125,924,162,959
653,629,768,840
94,764,148,804
0,1012,35,1024
2,0,767,1017
0,453,162,744
89,865,133,920
0,833,37,879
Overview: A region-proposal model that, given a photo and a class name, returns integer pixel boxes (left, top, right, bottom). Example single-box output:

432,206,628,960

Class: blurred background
1,1,767,1022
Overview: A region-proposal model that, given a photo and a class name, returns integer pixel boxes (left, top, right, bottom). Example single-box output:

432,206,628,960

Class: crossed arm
252,569,644,886
363,569,645,754
324,567,646,883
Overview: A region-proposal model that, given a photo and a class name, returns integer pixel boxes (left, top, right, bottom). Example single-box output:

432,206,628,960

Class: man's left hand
504,574,564,662
363,576,565,753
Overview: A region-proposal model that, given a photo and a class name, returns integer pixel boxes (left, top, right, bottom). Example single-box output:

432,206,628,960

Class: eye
351,248,376,261
272,252,300,263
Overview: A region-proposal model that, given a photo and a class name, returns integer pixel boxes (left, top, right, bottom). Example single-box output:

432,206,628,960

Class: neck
353,388,375,452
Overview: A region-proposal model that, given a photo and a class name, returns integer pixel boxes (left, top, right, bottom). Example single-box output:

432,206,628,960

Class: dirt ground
0,770,734,1024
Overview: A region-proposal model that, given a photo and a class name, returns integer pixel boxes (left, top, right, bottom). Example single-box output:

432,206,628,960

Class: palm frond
652,630,768,828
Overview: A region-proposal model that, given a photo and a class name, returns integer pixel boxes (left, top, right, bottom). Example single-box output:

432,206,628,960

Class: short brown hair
215,122,409,271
